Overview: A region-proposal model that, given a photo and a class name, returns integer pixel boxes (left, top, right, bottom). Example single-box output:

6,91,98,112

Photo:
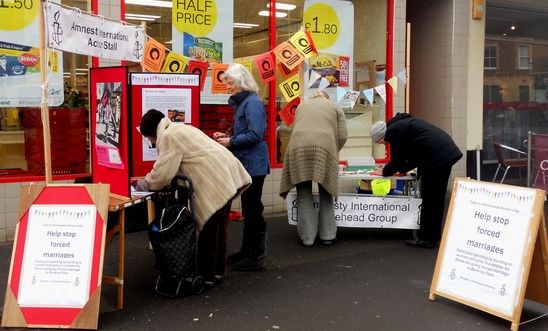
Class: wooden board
1,183,110,330
429,178,547,331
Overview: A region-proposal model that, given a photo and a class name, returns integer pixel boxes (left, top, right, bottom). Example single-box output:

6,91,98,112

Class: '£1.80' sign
0,0,38,31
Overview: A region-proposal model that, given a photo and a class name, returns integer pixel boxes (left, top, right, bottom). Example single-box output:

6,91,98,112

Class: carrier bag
148,203,196,278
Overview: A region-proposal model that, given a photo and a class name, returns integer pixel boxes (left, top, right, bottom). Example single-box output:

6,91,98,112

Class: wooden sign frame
1,183,110,329
429,178,547,331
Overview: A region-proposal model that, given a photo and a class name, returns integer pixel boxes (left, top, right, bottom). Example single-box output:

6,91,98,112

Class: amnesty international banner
0,0,63,107
44,2,145,62
172,0,233,104
286,193,421,230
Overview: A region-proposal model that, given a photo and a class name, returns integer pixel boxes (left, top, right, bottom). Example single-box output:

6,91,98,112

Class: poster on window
18,205,97,308
141,88,192,161
95,82,124,169
302,0,353,99
172,0,233,104
0,0,63,107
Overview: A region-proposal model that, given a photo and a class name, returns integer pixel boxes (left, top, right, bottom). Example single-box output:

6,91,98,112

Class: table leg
117,209,125,310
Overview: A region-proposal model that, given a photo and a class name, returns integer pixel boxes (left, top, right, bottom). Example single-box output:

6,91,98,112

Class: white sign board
286,193,421,229
18,205,97,308
44,2,145,62
433,180,538,317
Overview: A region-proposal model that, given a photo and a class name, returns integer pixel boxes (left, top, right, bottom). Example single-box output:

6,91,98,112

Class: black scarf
229,91,252,107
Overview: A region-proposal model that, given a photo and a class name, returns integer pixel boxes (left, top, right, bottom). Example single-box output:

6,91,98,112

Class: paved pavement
1,211,548,330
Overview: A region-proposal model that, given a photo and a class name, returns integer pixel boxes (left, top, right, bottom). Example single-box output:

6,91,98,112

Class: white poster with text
435,181,537,317
18,205,96,308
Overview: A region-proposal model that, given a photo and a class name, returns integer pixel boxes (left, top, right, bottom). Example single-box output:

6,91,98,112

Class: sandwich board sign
1,183,110,329
429,178,547,331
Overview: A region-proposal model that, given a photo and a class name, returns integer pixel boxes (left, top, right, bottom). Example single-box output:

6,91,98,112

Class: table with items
286,172,422,230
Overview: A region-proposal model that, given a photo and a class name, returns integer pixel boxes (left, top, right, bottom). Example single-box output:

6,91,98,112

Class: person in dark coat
370,113,463,248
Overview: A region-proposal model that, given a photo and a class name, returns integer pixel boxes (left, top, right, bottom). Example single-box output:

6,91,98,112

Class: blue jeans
296,181,336,245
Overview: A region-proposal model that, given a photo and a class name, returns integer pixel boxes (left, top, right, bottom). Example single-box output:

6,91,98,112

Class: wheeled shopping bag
148,175,205,297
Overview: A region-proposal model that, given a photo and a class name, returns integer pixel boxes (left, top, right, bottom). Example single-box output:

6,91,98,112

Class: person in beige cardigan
134,109,251,286
279,91,347,246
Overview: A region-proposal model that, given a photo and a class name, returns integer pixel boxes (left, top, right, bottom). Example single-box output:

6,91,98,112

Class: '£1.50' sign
0,0,38,31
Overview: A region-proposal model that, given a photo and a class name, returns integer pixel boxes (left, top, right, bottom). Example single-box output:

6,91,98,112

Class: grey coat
279,97,347,198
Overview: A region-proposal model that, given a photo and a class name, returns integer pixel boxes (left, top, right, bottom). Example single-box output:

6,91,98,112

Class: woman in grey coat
279,91,347,246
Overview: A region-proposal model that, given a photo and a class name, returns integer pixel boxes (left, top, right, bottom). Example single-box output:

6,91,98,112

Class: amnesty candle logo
51,11,64,45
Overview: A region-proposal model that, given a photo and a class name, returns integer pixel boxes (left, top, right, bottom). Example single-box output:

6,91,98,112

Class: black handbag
148,203,196,278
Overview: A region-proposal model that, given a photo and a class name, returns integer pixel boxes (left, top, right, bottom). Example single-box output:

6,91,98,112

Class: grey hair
223,63,259,93
309,91,330,99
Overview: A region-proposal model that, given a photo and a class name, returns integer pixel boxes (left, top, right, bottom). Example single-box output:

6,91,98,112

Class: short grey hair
310,91,329,99
223,63,259,93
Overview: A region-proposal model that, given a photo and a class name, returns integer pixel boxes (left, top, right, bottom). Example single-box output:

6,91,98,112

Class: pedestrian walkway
1,213,548,330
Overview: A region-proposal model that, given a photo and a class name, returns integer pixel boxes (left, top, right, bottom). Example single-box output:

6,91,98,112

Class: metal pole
527,131,532,187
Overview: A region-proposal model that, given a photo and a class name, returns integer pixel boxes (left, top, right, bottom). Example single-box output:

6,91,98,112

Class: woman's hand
216,137,231,147
213,132,227,139
373,167,384,176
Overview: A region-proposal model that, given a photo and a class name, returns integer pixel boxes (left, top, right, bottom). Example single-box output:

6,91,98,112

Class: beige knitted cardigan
144,118,251,229
279,97,347,198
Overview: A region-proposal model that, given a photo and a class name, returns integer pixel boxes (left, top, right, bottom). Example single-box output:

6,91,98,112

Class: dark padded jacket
382,113,462,177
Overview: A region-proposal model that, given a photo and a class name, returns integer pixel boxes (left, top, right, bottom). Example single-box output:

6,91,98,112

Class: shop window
0,0,92,180
483,3,548,180
518,45,530,69
484,45,497,69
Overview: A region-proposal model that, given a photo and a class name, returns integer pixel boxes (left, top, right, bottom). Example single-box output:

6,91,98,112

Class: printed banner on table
95,82,124,169
172,0,233,104
161,52,188,73
303,0,354,98
44,2,145,62
273,41,305,71
287,193,421,229
279,74,301,102
144,37,167,72
254,51,276,83
278,98,300,126
0,0,64,107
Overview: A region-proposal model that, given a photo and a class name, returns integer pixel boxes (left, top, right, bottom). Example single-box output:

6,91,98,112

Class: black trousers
418,165,453,244
198,200,232,280
241,175,266,233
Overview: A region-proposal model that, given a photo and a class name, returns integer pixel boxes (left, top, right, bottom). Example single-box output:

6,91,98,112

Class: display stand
89,66,131,197
1,183,110,329
128,72,201,177
429,178,547,331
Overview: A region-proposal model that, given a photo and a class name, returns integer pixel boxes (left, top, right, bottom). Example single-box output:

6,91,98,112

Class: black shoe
226,251,247,265
321,239,336,246
405,239,435,248
232,256,265,271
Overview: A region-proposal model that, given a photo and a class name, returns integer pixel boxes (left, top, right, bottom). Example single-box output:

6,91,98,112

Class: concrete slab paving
1,211,548,330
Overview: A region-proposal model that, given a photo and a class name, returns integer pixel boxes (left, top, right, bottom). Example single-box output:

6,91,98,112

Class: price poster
302,0,353,96
0,0,64,107
172,0,233,104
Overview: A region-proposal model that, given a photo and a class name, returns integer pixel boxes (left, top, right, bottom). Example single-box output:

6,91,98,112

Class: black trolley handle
171,175,194,213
